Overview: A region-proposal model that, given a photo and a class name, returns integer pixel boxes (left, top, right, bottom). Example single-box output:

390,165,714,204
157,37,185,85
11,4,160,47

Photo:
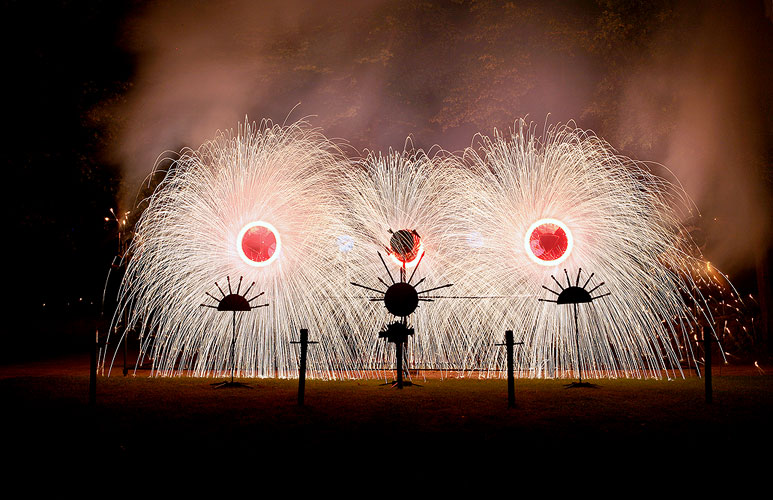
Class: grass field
2,358,771,470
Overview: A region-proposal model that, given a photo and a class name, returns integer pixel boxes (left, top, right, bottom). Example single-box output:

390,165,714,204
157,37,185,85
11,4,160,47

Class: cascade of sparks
107,118,734,379
107,120,364,378
333,149,482,377
444,120,727,378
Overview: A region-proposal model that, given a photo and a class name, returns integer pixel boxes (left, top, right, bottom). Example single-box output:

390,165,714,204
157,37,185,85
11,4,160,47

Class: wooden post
122,332,128,376
497,330,524,408
693,326,718,404
703,327,713,404
120,232,129,378
292,329,318,405
298,329,308,405
506,330,515,408
89,330,98,405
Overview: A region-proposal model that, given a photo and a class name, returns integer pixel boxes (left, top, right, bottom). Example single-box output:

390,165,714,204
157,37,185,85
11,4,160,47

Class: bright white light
106,119,362,379
336,235,354,253
448,119,730,379
467,231,484,248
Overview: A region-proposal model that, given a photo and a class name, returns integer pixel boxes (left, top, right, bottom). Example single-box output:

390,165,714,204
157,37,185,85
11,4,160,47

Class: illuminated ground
2,356,771,467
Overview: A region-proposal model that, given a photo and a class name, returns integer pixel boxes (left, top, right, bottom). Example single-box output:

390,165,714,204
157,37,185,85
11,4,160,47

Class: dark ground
2,355,771,476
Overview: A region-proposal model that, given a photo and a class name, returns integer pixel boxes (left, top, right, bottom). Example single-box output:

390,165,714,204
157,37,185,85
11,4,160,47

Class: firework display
108,118,731,380
107,120,364,378
447,120,724,378
335,150,481,376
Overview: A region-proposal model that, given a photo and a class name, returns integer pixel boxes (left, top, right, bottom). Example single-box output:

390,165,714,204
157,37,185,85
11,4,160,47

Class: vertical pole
121,233,128,377
506,330,515,408
122,332,128,376
231,311,236,384
298,329,308,406
703,327,713,404
396,341,404,389
89,331,97,406
574,302,582,384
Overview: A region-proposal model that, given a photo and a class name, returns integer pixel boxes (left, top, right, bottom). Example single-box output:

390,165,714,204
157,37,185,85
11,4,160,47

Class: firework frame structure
350,236,454,387
539,268,610,387
200,276,268,388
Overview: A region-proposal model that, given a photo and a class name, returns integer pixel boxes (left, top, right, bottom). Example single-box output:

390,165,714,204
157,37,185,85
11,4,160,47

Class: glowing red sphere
389,229,424,267
524,218,573,265
237,221,281,266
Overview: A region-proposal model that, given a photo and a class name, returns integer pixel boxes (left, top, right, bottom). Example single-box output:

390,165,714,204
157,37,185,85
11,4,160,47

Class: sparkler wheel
384,282,419,317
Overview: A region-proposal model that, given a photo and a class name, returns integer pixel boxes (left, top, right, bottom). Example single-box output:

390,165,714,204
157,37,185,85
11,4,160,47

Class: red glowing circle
240,224,278,264
242,226,276,262
529,222,569,262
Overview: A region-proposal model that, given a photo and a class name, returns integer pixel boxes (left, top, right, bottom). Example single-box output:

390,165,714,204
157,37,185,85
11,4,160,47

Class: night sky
5,0,772,360
6,1,132,357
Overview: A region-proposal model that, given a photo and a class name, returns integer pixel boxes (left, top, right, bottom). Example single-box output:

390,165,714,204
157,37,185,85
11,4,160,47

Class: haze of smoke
612,2,771,273
108,0,771,271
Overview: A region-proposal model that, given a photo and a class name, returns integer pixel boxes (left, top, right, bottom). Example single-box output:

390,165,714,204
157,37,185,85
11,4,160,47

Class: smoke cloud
107,0,772,272
611,2,772,272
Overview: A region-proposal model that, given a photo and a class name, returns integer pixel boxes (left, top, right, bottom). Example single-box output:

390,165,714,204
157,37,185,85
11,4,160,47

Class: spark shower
106,118,728,380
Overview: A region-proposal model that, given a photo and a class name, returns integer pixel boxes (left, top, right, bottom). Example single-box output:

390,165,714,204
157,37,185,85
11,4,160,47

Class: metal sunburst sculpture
201,276,268,388
539,268,610,388
351,229,453,389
